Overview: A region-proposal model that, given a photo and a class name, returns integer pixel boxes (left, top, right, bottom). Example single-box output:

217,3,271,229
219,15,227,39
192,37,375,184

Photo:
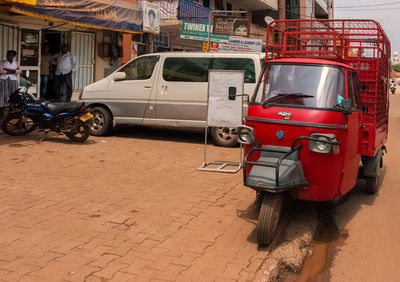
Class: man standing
53,44,78,101
40,44,52,99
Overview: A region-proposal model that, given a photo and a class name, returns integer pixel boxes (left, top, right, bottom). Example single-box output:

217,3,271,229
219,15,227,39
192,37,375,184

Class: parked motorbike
1,84,93,142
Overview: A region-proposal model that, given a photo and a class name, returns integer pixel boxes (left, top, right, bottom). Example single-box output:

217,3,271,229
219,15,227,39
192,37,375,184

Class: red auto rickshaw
235,19,390,245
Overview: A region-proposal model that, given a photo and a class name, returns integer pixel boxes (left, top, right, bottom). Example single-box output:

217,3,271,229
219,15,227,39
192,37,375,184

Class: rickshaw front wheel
257,193,283,246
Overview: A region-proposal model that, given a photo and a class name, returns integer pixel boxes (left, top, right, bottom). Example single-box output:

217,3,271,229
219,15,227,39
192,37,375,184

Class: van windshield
259,64,344,109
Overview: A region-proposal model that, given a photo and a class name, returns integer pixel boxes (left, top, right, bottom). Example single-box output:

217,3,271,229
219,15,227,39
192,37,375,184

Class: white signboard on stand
198,70,244,173
207,71,244,127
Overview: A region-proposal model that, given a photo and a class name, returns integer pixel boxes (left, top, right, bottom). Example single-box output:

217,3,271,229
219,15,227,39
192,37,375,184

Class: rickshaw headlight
309,134,338,154
235,126,255,145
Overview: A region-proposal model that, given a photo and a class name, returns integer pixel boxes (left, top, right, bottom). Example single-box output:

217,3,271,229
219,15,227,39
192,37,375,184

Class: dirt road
326,91,400,281
0,125,280,281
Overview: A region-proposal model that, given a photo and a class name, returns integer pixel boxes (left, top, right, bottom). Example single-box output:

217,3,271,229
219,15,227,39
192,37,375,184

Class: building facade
0,0,334,97
123,0,334,62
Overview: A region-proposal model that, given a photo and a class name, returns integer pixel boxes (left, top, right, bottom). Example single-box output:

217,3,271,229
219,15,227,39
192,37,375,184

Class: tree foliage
392,63,400,73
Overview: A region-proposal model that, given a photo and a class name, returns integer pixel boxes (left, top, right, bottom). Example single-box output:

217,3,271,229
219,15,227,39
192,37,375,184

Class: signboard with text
131,41,138,59
213,16,250,37
202,42,219,52
218,37,262,53
143,1,160,34
180,21,229,43
154,32,169,48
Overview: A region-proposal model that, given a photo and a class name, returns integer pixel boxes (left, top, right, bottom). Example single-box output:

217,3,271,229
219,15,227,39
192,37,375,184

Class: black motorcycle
1,84,93,142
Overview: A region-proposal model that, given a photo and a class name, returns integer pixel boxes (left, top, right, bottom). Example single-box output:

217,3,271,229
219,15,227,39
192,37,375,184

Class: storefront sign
131,41,138,60
154,32,169,48
202,42,219,52
180,21,229,43
213,16,250,37
8,0,143,33
143,1,160,34
217,36,262,53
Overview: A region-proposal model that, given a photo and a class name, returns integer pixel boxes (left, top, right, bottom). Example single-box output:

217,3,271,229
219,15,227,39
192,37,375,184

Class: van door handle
160,85,168,95
144,85,151,88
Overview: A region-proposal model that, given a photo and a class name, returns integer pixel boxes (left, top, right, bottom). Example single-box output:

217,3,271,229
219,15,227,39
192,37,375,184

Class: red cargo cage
265,19,390,157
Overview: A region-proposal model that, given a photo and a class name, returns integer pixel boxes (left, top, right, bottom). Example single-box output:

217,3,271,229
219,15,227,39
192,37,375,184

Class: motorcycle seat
28,99,48,105
45,102,85,115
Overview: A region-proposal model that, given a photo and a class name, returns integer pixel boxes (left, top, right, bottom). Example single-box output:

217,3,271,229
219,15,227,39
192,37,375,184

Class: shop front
0,0,142,98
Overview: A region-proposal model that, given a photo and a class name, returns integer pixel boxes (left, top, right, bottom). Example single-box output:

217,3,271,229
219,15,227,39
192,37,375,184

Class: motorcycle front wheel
64,119,89,142
1,113,37,136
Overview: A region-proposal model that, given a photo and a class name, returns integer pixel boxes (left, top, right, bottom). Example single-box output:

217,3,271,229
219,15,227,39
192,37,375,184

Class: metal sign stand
198,129,242,173
198,70,244,173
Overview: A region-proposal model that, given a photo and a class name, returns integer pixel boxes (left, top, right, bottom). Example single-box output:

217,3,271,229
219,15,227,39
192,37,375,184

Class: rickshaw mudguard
363,148,383,177
244,145,308,192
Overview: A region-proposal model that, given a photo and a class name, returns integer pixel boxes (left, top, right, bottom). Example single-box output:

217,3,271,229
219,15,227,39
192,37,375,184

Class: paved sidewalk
0,128,270,281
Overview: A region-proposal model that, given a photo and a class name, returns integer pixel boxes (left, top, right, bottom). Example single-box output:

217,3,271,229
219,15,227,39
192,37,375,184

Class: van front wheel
89,106,113,136
210,127,238,147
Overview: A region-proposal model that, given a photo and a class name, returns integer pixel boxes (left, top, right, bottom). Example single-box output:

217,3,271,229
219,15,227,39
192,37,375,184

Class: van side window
163,58,210,82
120,56,159,80
212,58,256,83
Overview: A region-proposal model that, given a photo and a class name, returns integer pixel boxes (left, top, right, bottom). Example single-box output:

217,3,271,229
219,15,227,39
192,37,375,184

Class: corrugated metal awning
0,0,143,33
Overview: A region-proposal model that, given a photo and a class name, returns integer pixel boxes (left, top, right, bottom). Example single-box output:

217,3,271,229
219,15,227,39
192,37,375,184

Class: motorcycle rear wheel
64,119,89,142
1,113,37,136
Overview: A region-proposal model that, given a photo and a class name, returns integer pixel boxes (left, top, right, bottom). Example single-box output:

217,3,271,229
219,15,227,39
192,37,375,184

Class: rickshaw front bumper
244,145,308,192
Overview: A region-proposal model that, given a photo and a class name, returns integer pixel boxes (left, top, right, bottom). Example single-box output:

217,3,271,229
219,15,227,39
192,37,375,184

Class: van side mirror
342,99,353,114
112,72,126,81
228,86,236,100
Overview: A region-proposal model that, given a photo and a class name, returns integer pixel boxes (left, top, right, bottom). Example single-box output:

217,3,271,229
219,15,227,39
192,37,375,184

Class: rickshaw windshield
259,64,344,109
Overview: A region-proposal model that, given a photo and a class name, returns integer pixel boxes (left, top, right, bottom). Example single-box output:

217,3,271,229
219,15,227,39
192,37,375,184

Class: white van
80,52,264,146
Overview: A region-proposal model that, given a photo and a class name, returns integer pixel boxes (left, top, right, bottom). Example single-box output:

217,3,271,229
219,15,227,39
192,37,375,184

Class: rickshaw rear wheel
367,161,382,195
366,166,381,194
257,193,283,246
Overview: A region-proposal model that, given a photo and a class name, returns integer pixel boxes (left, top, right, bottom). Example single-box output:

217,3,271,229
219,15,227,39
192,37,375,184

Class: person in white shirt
0,50,21,116
53,44,78,101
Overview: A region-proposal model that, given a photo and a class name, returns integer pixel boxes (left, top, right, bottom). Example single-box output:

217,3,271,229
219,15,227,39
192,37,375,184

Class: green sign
180,21,229,43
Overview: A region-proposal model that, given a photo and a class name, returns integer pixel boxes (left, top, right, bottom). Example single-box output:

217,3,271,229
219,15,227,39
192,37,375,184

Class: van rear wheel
210,127,238,147
89,106,113,136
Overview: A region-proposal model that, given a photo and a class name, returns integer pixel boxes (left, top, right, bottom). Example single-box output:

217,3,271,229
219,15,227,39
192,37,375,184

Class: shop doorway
42,31,62,99
43,31,61,55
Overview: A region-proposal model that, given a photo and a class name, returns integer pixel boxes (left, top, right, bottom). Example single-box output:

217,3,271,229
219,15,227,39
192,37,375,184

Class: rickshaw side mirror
228,87,237,100
342,99,353,114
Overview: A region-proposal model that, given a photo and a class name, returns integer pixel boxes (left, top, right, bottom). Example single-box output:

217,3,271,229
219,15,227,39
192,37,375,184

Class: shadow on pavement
111,125,206,145
0,130,97,146
234,167,385,250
